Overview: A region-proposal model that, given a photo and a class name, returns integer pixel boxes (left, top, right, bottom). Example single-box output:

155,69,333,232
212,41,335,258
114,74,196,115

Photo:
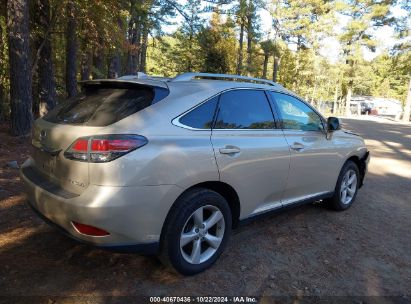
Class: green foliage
147,36,179,77
198,9,237,73
1,0,410,130
172,0,204,72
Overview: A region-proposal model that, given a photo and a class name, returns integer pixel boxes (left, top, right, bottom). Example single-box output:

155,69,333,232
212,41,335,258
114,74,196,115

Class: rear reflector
72,221,110,236
64,134,147,162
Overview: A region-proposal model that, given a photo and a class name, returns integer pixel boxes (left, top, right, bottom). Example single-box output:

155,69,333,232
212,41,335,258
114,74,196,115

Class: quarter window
179,96,218,129
214,90,275,129
269,92,324,131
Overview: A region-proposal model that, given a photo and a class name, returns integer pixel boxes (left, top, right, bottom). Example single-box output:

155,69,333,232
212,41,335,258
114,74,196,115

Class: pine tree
33,0,57,116
65,0,78,97
338,0,394,115
7,0,33,136
173,0,204,72
198,9,236,74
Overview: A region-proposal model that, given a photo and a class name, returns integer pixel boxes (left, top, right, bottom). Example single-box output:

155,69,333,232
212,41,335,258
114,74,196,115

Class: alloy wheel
340,169,357,205
180,205,225,264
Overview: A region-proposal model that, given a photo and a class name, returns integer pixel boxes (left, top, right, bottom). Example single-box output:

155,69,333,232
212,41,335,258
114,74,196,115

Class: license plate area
33,147,57,177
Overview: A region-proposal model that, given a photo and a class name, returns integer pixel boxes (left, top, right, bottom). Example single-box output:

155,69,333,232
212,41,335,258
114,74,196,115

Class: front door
268,92,341,205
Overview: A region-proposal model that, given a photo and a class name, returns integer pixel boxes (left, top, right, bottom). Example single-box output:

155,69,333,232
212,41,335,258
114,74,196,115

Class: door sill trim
240,191,334,226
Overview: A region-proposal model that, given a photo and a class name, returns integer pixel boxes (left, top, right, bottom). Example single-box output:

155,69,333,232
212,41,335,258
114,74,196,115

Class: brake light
64,135,147,162
72,139,88,152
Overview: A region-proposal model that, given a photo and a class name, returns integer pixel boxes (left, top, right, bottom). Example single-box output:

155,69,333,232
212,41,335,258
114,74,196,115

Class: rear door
211,89,290,218
31,82,166,195
268,92,341,205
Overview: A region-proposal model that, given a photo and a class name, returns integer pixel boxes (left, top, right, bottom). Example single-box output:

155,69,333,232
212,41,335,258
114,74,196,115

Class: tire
159,188,232,275
326,161,360,211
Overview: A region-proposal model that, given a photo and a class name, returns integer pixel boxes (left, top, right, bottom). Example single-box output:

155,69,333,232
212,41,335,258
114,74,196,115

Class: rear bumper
20,158,183,254
26,199,159,254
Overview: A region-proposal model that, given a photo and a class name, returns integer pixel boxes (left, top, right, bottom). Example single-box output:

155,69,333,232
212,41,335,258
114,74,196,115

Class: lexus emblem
40,129,48,141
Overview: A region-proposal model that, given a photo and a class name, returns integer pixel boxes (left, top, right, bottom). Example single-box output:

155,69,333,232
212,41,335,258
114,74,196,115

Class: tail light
64,134,147,162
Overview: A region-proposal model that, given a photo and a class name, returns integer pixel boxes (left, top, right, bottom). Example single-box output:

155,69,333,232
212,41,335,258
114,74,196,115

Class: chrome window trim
172,87,282,131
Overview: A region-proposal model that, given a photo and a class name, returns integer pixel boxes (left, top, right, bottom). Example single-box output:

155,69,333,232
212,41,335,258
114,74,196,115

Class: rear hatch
30,80,169,195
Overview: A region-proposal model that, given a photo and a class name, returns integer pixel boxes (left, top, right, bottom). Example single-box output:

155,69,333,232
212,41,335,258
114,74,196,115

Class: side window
269,92,324,131
179,96,218,129
214,90,275,129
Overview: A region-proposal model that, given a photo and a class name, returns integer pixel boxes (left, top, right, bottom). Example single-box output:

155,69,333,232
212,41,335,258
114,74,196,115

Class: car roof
82,73,296,97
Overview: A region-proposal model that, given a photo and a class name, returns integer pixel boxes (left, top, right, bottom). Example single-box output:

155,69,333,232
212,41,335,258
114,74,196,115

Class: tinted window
43,83,166,126
269,92,324,131
179,96,218,129
214,90,275,129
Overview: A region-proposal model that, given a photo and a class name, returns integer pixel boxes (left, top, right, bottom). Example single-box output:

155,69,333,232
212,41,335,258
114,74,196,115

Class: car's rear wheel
326,160,360,211
160,188,232,275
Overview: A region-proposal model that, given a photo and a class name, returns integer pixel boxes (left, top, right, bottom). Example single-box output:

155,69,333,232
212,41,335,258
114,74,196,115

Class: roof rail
170,72,280,87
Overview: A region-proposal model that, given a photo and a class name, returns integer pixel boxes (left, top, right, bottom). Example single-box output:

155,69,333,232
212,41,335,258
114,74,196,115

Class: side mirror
327,117,340,131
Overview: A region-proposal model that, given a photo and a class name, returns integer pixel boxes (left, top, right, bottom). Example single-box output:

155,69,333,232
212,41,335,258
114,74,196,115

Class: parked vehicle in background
21,73,370,275
351,95,402,118
360,102,373,115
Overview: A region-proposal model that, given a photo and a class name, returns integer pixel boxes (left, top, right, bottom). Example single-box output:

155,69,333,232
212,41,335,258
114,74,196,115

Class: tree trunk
108,52,121,79
80,50,91,80
126,0,138,74
273,56,280,82
7,0,33,136
65,0,77,98
345,85,352,116
93,38,105,79
134,16,141,72
93,53,104,79
246,12,252,76
262,54,268,79
0,16,6,120
35,0,56,116
236,22,244,75
403,77,411,122
108,17,123,79
333,85,339,114
126,14,133,73
311,82,317,106
140,21,149,73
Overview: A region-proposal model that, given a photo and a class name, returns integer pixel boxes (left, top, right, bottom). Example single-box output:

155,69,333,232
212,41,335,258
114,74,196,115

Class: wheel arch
162,181,241,237
344,153,368,188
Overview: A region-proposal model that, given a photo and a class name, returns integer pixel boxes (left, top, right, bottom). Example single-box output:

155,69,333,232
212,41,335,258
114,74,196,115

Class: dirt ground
0,118,410,303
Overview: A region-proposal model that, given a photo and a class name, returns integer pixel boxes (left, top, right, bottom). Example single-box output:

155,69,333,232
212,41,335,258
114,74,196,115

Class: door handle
219,146,241,154
290,142,305,151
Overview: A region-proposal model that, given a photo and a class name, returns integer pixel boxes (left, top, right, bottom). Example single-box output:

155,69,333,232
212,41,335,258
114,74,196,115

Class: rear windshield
43,83,168,126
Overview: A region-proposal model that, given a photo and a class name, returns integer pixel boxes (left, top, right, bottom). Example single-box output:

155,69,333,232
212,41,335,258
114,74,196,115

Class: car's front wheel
326,160,360,211
160,188,232,275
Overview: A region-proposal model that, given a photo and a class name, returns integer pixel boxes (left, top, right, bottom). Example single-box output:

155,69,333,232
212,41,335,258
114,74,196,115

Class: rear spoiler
78,78,169,90
78,79,169,103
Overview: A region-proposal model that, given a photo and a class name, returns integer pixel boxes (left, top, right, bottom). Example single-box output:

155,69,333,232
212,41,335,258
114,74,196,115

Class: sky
163,1,410,63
